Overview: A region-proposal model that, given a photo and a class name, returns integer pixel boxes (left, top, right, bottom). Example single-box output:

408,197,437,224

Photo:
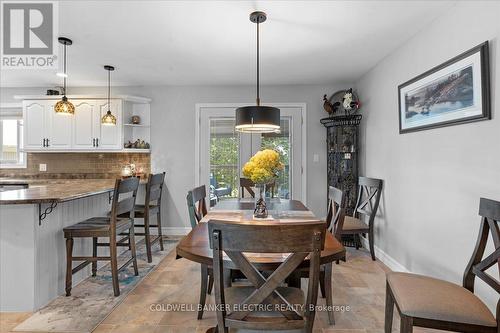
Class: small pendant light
101,65,117,126
54,37,75,115
235,11,280,133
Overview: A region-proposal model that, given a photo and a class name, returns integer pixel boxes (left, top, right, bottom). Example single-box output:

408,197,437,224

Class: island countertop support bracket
39,201,58,225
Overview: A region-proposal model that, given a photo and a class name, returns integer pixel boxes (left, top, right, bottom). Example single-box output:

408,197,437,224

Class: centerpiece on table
242,149,284,218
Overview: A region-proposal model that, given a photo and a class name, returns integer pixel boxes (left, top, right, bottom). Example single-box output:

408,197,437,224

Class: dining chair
342,176,383,260
63,177,140,297
208,219,326,333
385,197,499,333
239,177,275,198
186,185,213,319
298,185,345,325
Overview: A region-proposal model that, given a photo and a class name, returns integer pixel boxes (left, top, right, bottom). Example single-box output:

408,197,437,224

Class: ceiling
1,0,456,87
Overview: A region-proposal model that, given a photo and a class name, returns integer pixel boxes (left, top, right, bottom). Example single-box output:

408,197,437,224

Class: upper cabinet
24,101,48,150
96,99,122,150
72,100,100,149
18,95,150,152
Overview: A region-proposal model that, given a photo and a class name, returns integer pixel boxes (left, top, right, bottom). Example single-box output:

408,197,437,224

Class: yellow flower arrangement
242,149,284,185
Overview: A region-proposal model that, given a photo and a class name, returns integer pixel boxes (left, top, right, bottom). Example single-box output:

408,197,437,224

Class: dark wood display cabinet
320,114,362,216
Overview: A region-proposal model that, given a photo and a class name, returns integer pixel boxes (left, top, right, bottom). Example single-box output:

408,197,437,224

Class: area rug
13,237,179,333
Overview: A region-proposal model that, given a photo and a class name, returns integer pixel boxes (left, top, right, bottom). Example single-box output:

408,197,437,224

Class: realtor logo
1,1,58,69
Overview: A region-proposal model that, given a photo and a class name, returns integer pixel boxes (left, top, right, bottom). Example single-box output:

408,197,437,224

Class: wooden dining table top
175,199,346,270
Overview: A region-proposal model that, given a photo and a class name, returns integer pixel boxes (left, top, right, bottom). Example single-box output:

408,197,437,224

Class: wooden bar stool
63,177,140,297
125,172,166,263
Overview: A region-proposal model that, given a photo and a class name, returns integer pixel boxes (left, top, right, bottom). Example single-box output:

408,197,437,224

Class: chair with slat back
186,185,212,319
342,176,383,260
208,219,325,333
128,172,166,263
240,177,276,198
63,177,140,297
298,185,345,325
385,197,500,333
326,186,346,242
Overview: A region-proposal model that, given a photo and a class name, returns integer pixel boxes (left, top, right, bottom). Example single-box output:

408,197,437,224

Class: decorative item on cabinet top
16,95,151,153
323,88,361,117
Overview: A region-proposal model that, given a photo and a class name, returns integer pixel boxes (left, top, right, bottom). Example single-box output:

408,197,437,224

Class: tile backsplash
0,153,150,179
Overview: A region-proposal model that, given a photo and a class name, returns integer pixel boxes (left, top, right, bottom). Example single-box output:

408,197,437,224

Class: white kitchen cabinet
96,100,122,150
23,101,47,150
46,101,72,150
19,95,147,152
72,100,100,149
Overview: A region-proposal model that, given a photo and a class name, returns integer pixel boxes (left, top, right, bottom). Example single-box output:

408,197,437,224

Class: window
0,118,26,168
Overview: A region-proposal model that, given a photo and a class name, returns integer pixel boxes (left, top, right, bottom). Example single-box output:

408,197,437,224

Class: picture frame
398,41,490,134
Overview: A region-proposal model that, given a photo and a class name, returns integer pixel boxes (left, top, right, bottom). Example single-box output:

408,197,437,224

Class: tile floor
0,247,440,333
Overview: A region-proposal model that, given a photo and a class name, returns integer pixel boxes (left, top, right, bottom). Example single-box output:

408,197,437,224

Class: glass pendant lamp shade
101,65,117,126
54,96,75,115
235,106,280,133
235,11,280,133
54,37,74,115
101,110,116,126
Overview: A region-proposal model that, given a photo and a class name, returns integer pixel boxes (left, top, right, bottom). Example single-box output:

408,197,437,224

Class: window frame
0,117,27,169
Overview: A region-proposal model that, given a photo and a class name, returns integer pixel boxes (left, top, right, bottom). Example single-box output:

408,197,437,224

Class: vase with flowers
242,149,284,218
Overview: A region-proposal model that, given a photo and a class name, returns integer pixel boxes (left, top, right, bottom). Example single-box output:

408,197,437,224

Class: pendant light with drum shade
235,11,280,133
54,37,75,115
101,65,116,126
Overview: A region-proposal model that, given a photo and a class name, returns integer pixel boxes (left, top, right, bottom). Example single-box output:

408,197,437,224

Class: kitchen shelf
122,148,151,153
124,123,150,127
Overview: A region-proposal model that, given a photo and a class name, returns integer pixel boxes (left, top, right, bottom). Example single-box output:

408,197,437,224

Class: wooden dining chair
126,172,165,263
239,177,276,198
186,185,213,319
385,197,499,333
208,219,326,333
63,177,140,297
342,176,383,260
298,185,346,325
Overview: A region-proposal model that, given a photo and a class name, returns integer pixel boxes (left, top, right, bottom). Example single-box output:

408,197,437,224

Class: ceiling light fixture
101,65,117,126
235,11,280,133
54,37,75,115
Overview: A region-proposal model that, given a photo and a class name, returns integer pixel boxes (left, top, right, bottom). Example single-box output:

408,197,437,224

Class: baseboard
161,227,191,236
359,237,409,272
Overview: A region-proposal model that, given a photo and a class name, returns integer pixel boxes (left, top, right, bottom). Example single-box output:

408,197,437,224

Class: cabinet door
46,100,72,149
97,100,122,150
23,101,46,150
73,100,98,149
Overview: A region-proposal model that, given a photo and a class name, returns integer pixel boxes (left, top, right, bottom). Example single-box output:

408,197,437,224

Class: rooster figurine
323,94,341,116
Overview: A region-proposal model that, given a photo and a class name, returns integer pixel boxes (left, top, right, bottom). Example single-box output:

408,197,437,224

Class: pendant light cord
256,17,260,106
107,69,111,111
63,43,67,96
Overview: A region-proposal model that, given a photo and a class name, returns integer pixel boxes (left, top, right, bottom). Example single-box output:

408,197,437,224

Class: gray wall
1,84,349,229
148,84,348,230
355,1,499,310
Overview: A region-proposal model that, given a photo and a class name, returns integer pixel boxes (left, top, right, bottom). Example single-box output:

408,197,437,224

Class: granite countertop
0,178,144,204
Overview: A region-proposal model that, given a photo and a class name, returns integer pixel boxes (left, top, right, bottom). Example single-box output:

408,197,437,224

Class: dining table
176,198,346,273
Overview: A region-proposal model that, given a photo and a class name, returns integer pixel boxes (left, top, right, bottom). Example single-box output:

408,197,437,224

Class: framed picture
398,41,490,134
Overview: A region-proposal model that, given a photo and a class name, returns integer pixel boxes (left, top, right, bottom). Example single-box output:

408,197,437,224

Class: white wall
1,83,349,231
355,1,499,310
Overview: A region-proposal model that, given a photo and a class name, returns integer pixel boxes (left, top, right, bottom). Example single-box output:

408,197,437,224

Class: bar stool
63,177,140,297
126,172,166,263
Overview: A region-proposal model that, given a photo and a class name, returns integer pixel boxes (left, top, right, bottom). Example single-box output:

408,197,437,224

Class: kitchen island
0,179,135,311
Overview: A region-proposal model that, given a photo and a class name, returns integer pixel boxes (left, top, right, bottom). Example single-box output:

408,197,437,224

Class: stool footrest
71,260,91,275
72,256,112,261
118,257,135,272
